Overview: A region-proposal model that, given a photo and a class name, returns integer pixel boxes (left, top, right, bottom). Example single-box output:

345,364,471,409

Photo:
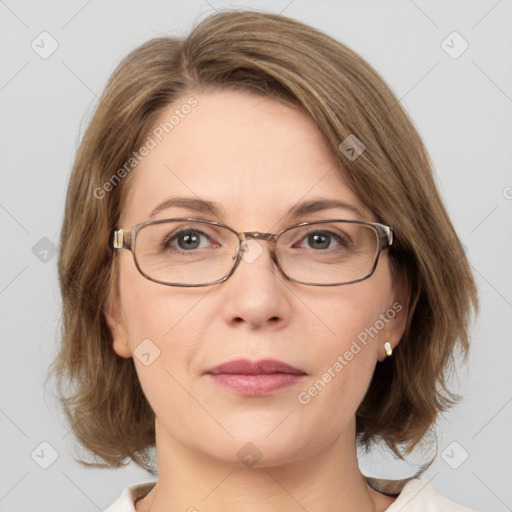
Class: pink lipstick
205,358,307,396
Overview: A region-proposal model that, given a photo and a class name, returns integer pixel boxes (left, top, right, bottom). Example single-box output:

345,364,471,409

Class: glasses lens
276,221,380,285
134,220,240,285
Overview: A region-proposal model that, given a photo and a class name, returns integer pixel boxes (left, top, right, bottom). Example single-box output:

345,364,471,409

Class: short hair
48,10,478,474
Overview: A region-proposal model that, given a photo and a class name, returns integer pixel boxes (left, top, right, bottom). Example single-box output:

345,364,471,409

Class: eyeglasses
109,218,394,287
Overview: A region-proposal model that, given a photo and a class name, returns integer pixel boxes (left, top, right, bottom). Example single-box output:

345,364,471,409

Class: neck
135,419,396,512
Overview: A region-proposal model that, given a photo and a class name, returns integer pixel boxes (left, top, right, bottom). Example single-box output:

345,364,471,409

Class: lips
205,358,306,376
205,358,307,396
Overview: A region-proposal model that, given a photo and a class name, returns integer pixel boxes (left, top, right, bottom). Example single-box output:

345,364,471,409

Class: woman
50,10,478,512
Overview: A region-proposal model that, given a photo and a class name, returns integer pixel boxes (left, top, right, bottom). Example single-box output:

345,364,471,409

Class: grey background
1,1,511,511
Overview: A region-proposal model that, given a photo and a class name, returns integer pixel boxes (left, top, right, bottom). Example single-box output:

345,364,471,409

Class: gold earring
384,342,393,357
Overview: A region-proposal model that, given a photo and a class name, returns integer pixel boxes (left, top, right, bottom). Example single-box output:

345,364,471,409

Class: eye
163,229,217,251
296,230,351,250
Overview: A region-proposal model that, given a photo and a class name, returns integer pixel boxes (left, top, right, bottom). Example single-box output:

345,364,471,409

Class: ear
105,290,132,359
377,281,410,363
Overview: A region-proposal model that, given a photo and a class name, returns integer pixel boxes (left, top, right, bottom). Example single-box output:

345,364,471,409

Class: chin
194,431,309,470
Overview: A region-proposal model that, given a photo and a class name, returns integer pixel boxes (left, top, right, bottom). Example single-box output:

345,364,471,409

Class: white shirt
104,477,479,511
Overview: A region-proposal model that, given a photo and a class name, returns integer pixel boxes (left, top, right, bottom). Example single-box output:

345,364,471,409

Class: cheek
296,266,394,409
115,259,202,384
118,252,206,340
117,276,210,417
301,266,394,356
294,310,380,438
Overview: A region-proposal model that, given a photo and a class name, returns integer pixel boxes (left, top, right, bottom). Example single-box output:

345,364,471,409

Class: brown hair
47,10,477,475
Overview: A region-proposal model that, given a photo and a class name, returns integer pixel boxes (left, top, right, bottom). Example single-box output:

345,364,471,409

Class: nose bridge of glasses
240,231,277,242
237,232,279,263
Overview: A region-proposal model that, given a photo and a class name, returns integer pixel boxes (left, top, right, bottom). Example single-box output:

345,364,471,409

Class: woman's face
108,89,405,467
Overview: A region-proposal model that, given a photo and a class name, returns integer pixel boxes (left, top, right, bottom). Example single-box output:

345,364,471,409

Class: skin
106,90,407,512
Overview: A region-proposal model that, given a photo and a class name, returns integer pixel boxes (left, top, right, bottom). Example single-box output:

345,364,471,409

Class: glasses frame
109,217,394,287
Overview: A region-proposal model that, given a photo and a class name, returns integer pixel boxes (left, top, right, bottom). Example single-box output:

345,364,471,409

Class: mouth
204,358,307,396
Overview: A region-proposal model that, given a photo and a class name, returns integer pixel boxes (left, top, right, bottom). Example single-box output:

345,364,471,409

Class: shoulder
103,482,156,512
383,478,480,512
104,478,481,512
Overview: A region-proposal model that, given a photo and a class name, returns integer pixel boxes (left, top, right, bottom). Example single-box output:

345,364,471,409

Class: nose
220,238,291,330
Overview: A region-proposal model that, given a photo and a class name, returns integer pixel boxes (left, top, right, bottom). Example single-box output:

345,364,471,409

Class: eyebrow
149,196,366,222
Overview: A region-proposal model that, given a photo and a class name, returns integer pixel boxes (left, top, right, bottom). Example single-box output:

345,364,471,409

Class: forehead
121,89,371,228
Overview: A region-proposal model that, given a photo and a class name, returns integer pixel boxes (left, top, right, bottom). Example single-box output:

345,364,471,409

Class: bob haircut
49,10,478,474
